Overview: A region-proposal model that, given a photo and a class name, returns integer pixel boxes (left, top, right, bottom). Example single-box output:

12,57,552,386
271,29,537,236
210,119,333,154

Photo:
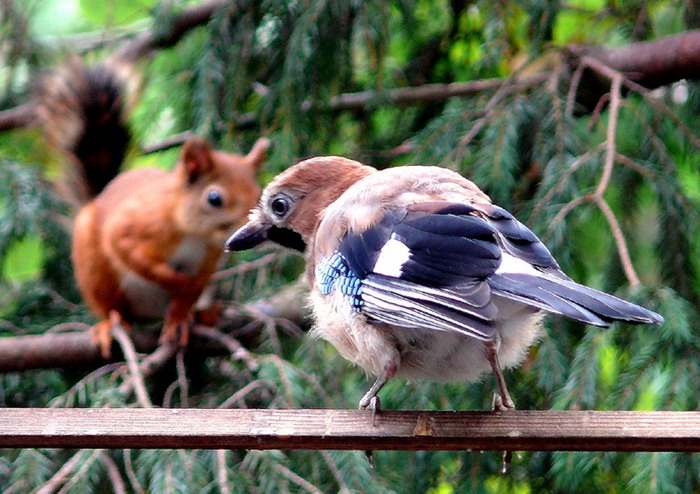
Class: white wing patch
496,252,541,276
372,235,410,277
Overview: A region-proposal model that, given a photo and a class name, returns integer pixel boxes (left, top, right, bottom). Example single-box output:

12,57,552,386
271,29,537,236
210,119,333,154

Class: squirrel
34,59,269,357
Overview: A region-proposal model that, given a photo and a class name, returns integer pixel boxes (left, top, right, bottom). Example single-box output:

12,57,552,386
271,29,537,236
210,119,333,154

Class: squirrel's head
174,136,269,243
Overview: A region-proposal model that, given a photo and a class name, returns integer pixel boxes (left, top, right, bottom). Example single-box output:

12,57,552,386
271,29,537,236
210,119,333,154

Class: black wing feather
489,273,663,326
329,202,662,340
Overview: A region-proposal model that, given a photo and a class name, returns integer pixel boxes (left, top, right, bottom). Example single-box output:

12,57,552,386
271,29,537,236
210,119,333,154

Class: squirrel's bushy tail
34,58,133,205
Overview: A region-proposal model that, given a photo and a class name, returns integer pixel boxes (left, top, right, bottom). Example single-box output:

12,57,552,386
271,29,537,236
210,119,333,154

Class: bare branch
100,453,127,494
175,349,189,408
215,450,231,494
218,380,277,409
123,450,145,494
194,325,259,371
0,283,309,372
0,103,34,131
117,342,178,398
597,74,622,196
111,0,234,64
112,320,153,408
594,196,641,287
36,449,94,494
547,194,594,231
568,30,700,90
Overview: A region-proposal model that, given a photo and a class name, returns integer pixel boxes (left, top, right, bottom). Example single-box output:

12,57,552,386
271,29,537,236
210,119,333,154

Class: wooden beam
2,408,699,452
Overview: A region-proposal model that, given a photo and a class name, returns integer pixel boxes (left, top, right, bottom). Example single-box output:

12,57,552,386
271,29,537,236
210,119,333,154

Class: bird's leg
484,338,515,411
485,338,515,475
358,376,388,412
358,361,397,418
359,362,397,468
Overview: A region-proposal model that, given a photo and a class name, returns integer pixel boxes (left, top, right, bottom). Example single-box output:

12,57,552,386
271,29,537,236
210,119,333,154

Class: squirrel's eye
271,197,290,217
207,189,224,208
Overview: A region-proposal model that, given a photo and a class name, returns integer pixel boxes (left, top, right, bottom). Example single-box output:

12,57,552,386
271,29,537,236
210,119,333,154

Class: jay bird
226,157,663,411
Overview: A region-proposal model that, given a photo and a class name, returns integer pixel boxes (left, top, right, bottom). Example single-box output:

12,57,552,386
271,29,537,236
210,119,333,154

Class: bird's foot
491,392,516,412
359,391,382,468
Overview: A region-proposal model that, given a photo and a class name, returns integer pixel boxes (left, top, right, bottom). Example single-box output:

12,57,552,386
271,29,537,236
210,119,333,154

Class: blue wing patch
315,252,364,311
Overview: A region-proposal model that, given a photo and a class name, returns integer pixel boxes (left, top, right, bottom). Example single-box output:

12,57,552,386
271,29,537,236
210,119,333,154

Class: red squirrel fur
35,59,268,355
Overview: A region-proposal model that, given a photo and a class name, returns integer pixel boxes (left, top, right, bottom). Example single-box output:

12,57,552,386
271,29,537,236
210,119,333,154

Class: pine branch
112,0,237,63
0,0,237,132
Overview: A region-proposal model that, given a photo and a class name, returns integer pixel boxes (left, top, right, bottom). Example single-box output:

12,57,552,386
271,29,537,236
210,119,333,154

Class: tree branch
0,283,310,372
0,0,233,132
111,0,235,64
565,29,700,110
0,103,34,131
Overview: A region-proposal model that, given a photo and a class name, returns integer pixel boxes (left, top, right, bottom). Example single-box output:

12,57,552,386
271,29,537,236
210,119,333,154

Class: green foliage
1,0,700,493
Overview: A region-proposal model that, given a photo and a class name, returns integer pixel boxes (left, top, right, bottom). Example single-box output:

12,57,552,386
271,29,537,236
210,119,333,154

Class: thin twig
218,380,277,409
318,451,351,494
123,449,145,494
547,195,594,231
550,59,642,287
215,450,231,494
445,80,519,167
565,57,588,116
118,341,178,397
35,450,88,494
112,320,153,408
263,354,297,407
594,196,641,286
100,453,127,494
45,322,91,334
614,153,657,180
259,354,332,406
51,362,125,408
162,381,179,408
193,325,259,371
622,78,700,149
270,461,323,494
55,449,103,494
212,252,281,280
597,74,622,196
583,54,700,150
529,144,604,223
176,349,189,408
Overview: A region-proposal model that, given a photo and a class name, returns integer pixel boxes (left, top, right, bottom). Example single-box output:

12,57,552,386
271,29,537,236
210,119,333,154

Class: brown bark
3,408,700,452
0,102,34,131
565,29,700,110
567,30,700,89
0,283,310,372
112,0,235,63
0,0,232,132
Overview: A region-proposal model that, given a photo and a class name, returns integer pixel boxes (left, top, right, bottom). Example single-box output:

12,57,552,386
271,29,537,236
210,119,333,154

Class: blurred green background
0,0,699,492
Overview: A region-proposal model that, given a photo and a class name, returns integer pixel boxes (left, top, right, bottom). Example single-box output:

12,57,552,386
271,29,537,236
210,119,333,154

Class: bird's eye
207,189,224,208
271,196,290,217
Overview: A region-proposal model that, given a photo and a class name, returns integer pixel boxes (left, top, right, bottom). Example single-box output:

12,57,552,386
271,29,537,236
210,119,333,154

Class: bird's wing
315,201,663,339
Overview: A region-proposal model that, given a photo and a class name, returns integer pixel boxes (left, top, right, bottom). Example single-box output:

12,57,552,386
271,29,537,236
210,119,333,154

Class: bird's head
225,156,375,254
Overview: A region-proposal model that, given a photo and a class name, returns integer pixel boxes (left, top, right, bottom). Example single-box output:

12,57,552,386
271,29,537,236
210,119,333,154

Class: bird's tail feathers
489,273,663,326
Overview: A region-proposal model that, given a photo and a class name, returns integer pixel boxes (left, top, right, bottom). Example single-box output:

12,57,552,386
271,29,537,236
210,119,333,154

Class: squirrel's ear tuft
181,137,214,183
245,137,270,171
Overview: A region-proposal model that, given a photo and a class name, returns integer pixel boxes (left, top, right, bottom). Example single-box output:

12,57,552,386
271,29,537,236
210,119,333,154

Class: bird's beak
225,220,270,251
